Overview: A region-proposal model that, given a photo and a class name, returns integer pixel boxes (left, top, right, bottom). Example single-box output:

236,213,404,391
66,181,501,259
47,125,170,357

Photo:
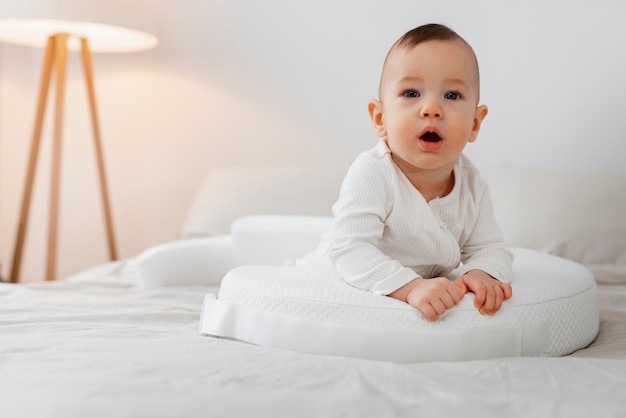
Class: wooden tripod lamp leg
46,34,70,281
9,34,119,283
9,36,56,284
80,38,118,261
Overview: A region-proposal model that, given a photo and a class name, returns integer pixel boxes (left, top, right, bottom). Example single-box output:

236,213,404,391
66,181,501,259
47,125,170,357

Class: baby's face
373,39,486,176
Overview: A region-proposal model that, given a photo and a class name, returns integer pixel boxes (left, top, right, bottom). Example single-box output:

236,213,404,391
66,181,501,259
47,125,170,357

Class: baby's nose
420,101,443,118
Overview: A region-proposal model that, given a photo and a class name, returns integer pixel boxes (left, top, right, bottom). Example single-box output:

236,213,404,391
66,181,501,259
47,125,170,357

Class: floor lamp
0,1,158,282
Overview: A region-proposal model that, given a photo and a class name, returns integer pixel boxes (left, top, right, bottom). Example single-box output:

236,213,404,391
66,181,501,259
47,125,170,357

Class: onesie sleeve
458,180,514,283
328,153,419,294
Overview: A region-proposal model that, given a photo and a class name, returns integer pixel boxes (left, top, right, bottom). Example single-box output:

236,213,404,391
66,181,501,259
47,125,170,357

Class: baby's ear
468,104,488,143
368,99,387,138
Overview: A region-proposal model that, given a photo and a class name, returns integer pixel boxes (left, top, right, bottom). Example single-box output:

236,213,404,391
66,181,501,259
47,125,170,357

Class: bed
1,165,625,417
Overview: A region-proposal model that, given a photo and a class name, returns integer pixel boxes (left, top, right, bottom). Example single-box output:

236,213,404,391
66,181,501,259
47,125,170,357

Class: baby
305,24,513,322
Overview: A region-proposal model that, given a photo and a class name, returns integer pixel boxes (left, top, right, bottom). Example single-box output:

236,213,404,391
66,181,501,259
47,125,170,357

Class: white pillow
545,229,626,284
488,166,626,265
181,166,346,238
231,215,332,266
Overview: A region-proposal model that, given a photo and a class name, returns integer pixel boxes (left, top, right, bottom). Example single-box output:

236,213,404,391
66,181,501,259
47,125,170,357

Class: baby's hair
392,23,466,50
380,23,481,100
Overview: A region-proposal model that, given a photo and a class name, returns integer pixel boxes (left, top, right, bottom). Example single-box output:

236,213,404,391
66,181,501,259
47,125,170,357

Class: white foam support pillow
137,214,599,362
200,248,599,363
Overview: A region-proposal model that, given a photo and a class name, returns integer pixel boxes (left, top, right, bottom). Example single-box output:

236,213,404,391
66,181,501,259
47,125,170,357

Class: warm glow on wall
0,18,157,52
0,0,158,282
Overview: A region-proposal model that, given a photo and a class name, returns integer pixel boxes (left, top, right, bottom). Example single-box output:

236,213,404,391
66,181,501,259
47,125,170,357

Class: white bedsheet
1,276,625,418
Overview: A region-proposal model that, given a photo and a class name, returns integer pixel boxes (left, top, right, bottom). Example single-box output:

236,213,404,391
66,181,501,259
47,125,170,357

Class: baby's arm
389,277,466,322
454,270,512,315
456,172,513,315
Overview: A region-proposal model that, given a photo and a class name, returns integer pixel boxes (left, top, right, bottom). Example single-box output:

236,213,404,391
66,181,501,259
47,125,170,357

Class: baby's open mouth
420,132,442,142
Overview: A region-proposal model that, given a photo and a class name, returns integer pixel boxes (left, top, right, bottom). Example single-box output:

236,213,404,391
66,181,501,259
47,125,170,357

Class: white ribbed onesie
302,139,513,295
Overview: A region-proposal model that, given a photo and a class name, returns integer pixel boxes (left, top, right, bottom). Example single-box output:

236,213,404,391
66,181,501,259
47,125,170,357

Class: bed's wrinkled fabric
1,276,625,418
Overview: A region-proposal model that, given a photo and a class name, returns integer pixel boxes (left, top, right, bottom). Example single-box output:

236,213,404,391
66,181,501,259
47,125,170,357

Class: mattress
200,248,599,362
1,269,625,417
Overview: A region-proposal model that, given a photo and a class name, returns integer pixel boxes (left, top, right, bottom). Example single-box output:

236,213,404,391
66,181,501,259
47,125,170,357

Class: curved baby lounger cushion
199,248,599,363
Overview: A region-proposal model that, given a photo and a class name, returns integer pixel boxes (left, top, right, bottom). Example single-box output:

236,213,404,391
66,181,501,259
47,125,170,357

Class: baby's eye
403,90,420,98
444,91,462,100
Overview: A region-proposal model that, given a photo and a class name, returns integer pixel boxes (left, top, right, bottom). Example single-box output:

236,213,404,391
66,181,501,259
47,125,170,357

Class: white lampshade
0,0,158,52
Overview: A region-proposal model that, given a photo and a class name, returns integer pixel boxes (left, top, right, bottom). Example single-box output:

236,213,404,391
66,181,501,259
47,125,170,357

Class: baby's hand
455,270,512,315
390,277,466,322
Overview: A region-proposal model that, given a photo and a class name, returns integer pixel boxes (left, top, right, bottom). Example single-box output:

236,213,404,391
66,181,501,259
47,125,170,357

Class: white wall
1,0,625,281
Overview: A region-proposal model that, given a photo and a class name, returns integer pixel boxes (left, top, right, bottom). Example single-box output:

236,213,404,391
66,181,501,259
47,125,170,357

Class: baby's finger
450,282,466,303
440,292,456,309
454,276,468,293
480,287,496,315
473,285,486,309
417,302,438,322
430,299,446,316
501,283,513,300
493,285,505,313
